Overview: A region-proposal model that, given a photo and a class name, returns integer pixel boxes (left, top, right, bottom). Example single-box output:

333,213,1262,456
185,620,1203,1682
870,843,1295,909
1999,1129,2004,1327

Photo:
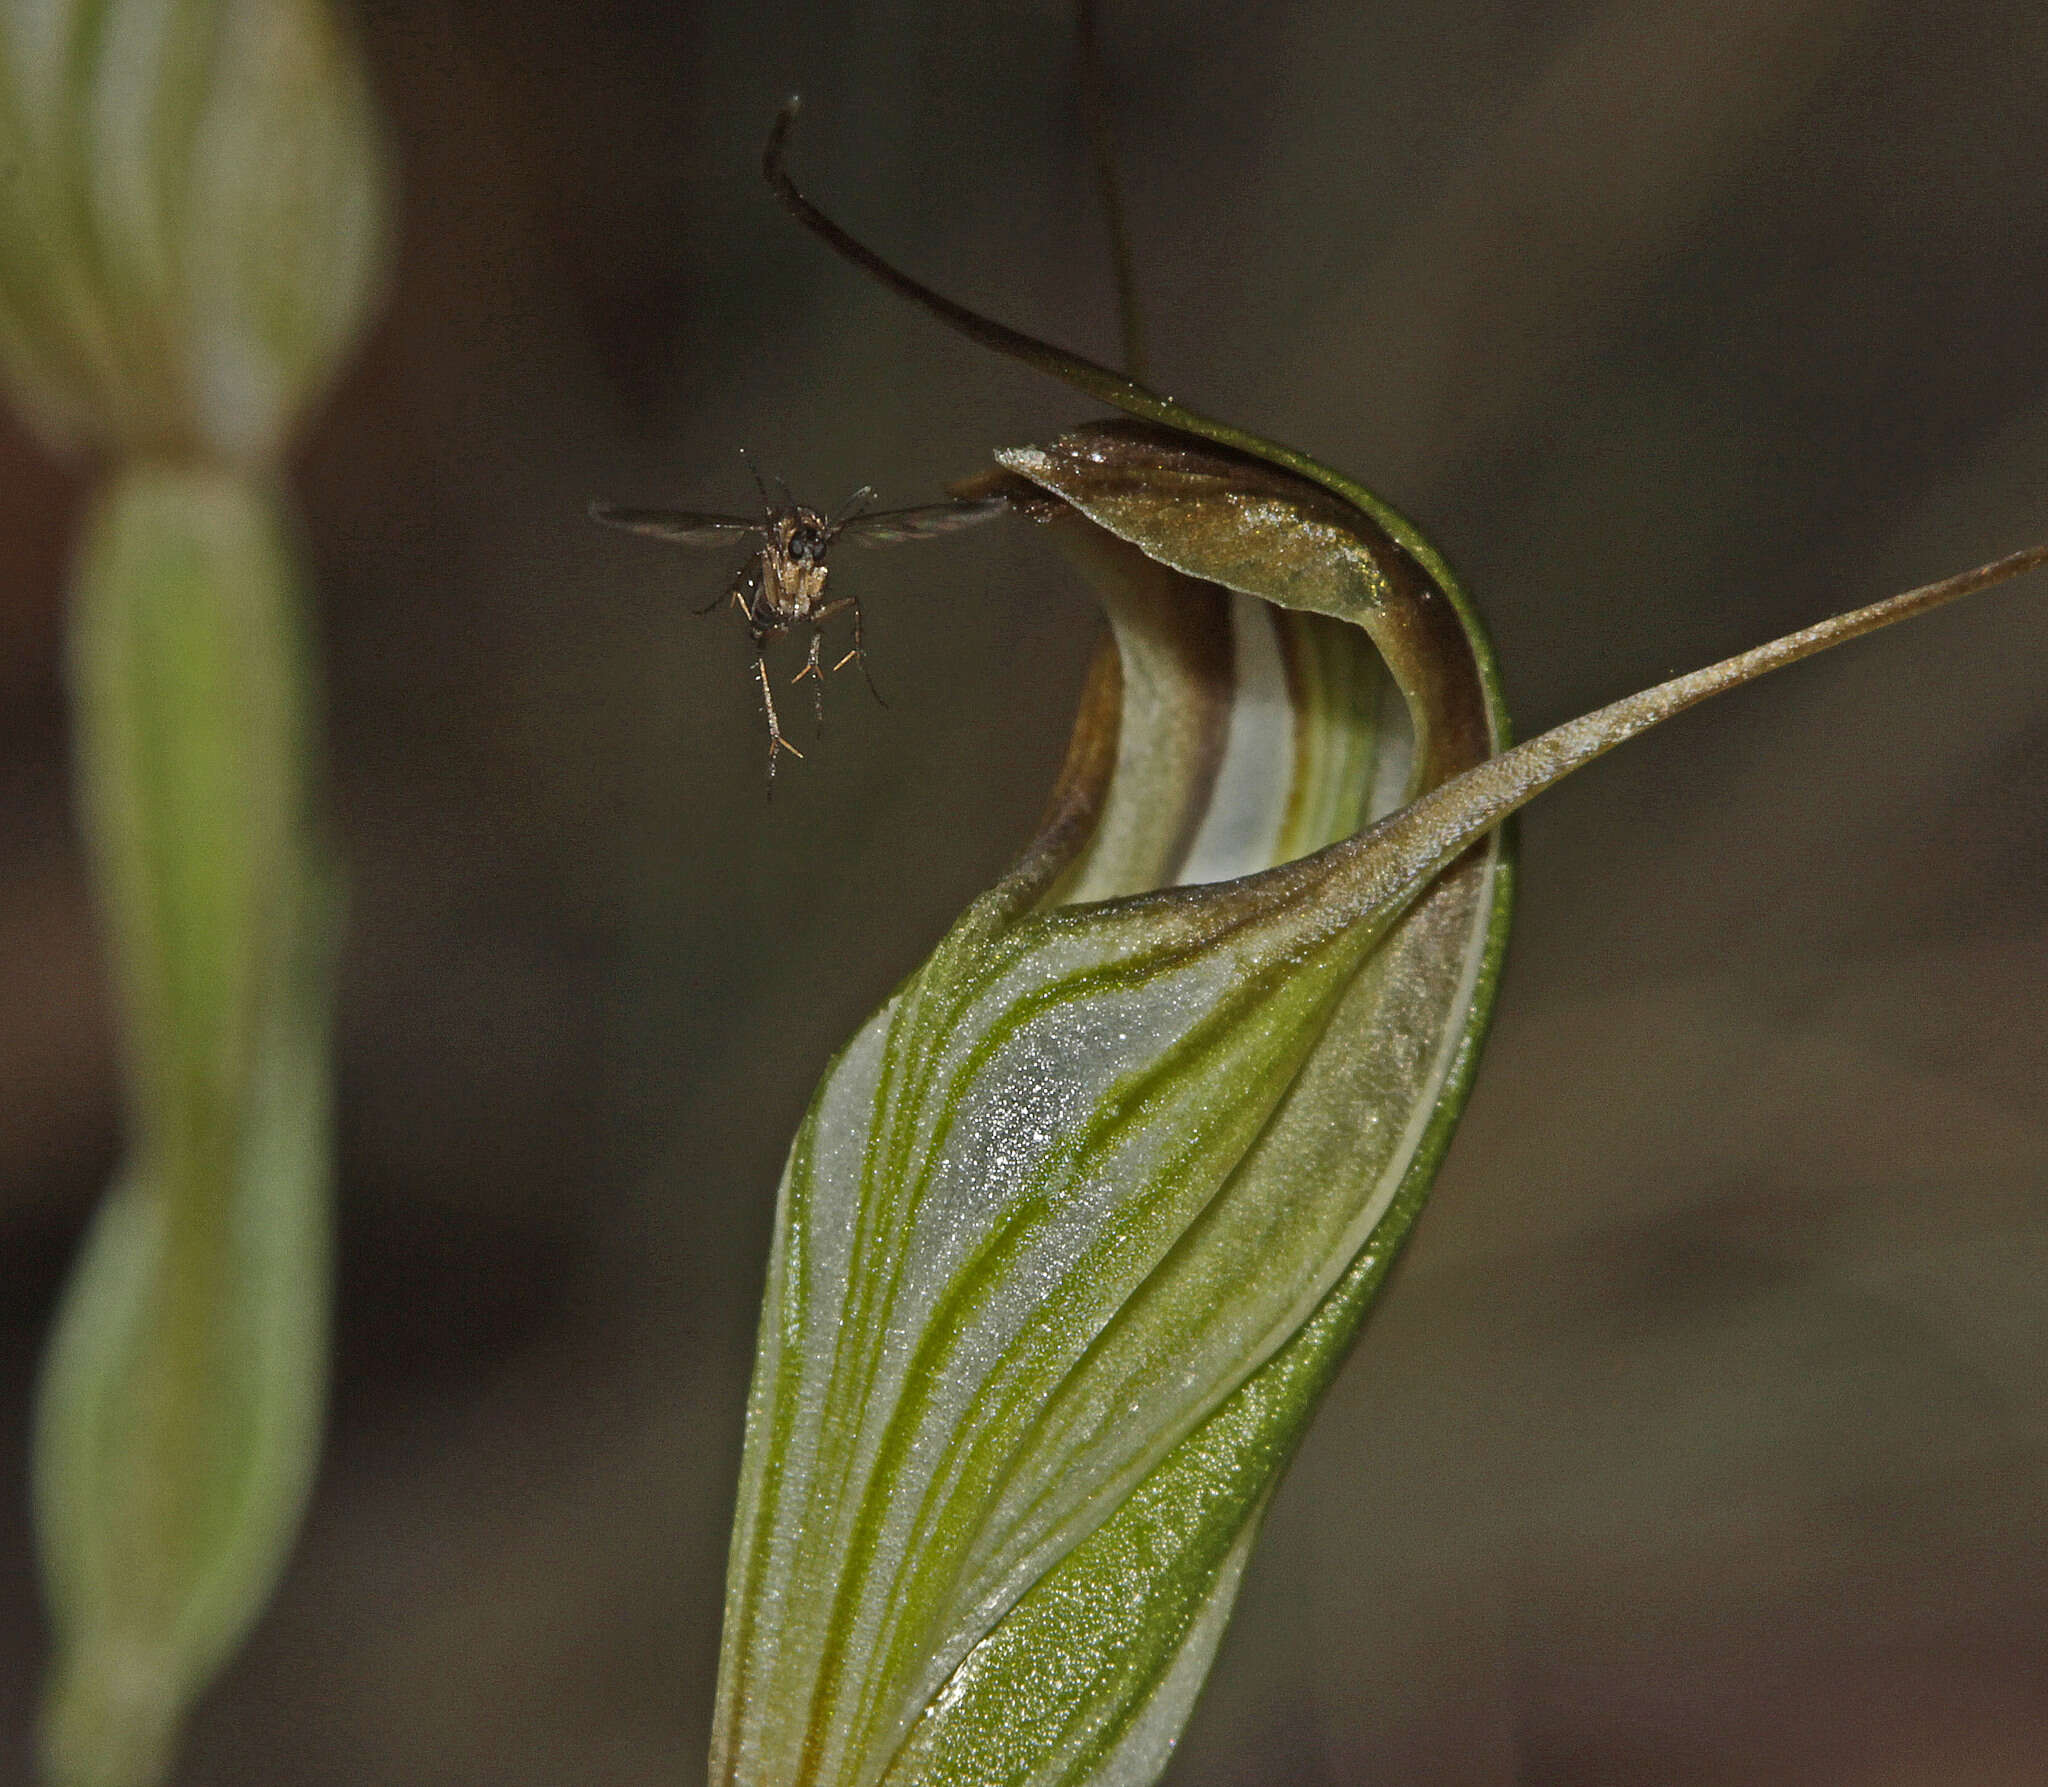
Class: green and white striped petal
713,420,1514,1787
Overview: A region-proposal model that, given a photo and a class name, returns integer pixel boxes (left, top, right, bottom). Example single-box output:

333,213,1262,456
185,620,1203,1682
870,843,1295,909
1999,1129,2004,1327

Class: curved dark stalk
765,96,1149,416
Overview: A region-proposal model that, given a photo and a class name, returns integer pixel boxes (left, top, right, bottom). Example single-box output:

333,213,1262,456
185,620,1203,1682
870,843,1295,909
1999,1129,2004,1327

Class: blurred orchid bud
0,0,387,463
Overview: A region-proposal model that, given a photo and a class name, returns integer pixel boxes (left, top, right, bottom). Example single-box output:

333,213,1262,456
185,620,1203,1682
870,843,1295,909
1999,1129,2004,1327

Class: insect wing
837,497,1009,545
588,502,762,547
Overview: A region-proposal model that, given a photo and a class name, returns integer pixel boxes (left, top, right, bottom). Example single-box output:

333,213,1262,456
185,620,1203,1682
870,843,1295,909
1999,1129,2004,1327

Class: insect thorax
758,528,832,624
770,507,833,564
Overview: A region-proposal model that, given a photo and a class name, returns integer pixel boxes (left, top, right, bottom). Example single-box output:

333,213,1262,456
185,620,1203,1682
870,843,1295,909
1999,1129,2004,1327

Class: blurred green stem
38,465,335,1787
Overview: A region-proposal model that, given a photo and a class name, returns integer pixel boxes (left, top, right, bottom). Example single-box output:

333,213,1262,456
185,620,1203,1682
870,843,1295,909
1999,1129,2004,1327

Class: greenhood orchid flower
706,102,2046,1787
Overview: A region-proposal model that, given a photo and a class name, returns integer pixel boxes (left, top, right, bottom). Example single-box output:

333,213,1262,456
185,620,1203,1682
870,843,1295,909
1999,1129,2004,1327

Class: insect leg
790,629,828,731
812,596,866,696
829,593,886,706
754,647,802,783
701,557,757,617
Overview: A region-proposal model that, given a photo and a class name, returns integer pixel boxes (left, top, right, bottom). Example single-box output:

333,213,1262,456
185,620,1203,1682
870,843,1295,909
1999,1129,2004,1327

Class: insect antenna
828,483,879,535
738,445,773,522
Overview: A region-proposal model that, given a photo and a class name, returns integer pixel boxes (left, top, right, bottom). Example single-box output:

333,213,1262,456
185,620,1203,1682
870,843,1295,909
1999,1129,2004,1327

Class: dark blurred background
2,1,2046,1781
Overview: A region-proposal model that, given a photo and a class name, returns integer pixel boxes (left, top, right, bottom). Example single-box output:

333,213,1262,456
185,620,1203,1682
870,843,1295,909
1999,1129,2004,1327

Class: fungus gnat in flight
590,471,1006,783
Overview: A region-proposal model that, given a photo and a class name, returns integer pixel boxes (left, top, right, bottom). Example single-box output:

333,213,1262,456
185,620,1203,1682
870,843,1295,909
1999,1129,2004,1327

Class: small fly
590,467,1006,783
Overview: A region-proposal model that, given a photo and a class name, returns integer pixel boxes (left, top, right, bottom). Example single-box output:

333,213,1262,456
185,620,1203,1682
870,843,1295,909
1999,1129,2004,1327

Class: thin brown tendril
1075,0,1147,382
